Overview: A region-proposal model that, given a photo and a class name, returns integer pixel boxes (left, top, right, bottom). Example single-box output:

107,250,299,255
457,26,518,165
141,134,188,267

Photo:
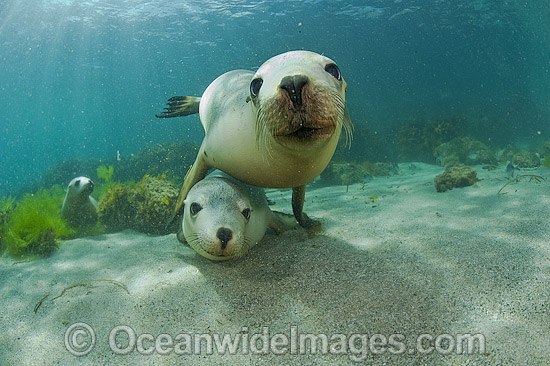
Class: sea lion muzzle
279,74,309,109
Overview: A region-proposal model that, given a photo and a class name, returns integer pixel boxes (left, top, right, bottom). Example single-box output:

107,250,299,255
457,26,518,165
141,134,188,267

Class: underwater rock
540,142,550,168
362,161,399,177
397,119,462,163
113,141,198,183
434,137,496,168
434,164,480,192
396,124,427,162
319,162,370,186
98,175,179,235
538,141,550,158
318,161,399,187
495,144,520,165
97,183,135,233
512,151,540,168
133,175,179,235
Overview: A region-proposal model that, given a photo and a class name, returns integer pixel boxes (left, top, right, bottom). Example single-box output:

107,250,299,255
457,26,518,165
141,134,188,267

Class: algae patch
1,187,75,258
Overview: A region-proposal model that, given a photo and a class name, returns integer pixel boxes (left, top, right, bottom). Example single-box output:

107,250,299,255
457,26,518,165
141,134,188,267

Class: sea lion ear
246,96,251,103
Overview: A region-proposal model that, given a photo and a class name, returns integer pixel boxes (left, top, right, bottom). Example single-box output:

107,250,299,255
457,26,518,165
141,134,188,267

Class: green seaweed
0,195,15,230
95,164,115,200
0,196,15,252
0,195,15,214
97,165,114,184
34,279,129,313
1,187,75,258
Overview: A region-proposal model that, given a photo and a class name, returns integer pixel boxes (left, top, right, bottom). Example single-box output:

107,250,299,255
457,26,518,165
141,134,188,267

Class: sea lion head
182,178,256,261
61,176,98,228
249,50,351,152
67,177,94,199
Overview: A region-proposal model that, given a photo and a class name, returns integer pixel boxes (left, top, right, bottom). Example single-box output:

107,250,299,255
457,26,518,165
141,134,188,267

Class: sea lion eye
250,78,263,98
325,63,341,81
75,180,80,187
241,208,251,220
190,202,202,215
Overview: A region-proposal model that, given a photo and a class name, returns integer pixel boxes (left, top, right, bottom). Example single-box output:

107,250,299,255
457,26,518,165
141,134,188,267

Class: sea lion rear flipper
156,96,201,118
292,185,322,231
165,144,210,229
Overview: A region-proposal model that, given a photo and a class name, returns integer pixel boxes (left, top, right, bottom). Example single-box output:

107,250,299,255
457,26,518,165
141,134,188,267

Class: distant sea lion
157,50,352,228
61,177,98,228
180,171,296,261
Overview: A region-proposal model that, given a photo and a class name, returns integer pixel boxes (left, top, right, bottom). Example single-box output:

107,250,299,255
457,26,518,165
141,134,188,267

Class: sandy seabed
1,163,549,365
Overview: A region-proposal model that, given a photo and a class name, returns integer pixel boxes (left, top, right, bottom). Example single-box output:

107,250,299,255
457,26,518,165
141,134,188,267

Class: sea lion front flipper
165,143,211,229
269,211,299,234
156,96,201,118
292,185,322,231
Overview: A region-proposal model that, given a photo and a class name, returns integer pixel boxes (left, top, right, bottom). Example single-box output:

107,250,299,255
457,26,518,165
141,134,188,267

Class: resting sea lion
180,170,296,260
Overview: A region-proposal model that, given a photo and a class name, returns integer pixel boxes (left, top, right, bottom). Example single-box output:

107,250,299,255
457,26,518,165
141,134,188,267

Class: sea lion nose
279,74,308,109
216,227,233,249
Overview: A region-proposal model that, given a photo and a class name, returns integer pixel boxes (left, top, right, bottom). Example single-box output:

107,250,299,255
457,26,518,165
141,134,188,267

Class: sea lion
157,50,352,228
180,170,296,261
61,177,98,228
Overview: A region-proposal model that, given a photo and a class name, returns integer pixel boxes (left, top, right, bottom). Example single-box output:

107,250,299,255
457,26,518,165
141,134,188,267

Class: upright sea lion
180,170,296,261
61,177,98,228
157,50,351,228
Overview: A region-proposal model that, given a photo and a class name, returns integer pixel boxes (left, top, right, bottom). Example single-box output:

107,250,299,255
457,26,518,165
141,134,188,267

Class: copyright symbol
64,322,96,356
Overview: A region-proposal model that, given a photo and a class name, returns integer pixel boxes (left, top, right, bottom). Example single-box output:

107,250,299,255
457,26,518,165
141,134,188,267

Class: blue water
1,0,549,195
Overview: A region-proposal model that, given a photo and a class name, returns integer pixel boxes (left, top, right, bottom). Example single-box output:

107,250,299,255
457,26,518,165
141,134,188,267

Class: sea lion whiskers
255,105,276,162
184,232,202,246
331,91,353,148
222,235,254,259
240,235,254,254
185,232,201,240
343,106,354,148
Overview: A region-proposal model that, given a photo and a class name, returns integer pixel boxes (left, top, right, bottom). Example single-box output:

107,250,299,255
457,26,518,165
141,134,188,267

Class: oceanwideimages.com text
65,323,486,361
